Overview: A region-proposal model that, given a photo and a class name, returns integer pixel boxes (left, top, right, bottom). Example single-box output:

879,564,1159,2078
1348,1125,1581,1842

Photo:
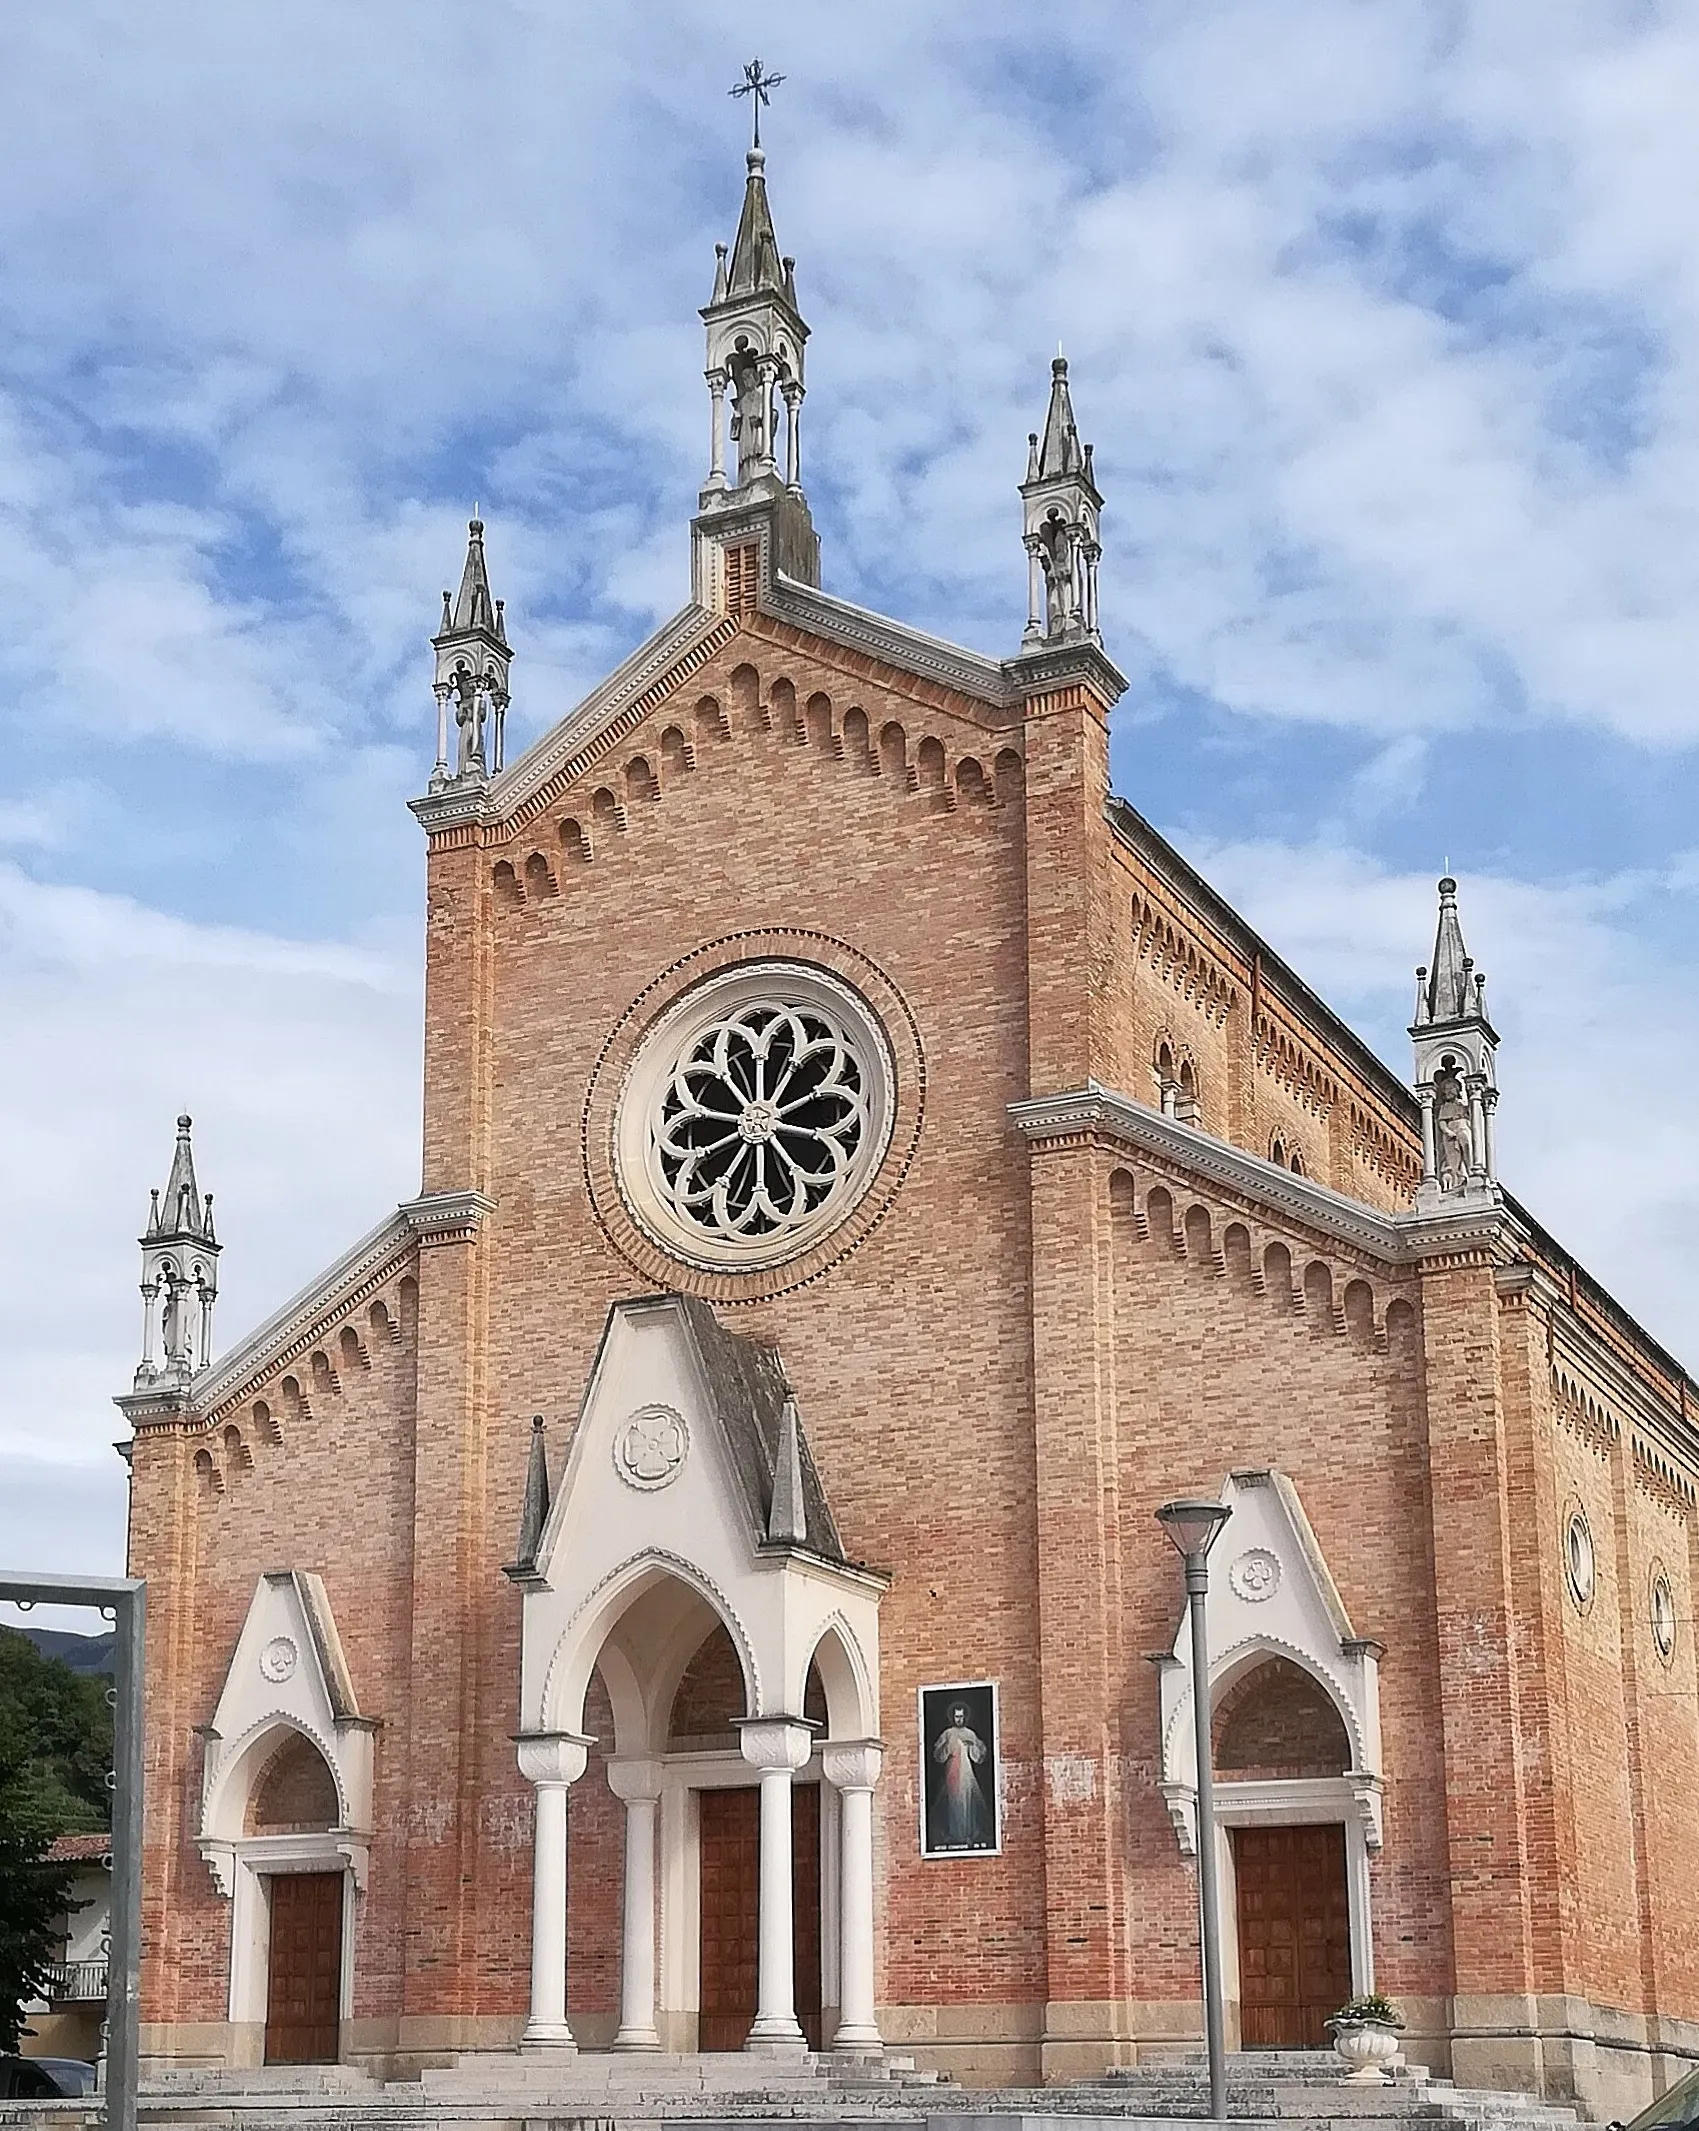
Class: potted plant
1326,1994,1404,2081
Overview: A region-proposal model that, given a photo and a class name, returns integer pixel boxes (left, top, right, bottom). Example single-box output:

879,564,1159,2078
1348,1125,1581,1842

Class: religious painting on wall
918,1680,1000,1857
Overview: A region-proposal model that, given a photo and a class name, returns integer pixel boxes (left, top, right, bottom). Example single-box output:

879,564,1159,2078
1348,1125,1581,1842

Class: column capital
737,1716,815,1772
515,1730,592,1788
821,1738,884,1792
606,1756,665,1804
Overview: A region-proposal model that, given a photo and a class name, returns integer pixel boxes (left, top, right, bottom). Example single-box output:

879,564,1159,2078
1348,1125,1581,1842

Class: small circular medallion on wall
1563,1504,1596,1612
1650,1565,1677,1662
1228,1548,1282,1603
259,1635,298,1683
614,1405,690,1491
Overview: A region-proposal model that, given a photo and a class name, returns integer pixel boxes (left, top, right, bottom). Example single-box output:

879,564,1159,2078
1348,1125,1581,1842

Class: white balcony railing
43,1959,108,2003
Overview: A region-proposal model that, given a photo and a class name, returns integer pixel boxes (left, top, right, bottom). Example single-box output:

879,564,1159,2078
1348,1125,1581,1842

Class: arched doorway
246,1732,347,2065
1213,1656,1355,2048
665,1623,830,2050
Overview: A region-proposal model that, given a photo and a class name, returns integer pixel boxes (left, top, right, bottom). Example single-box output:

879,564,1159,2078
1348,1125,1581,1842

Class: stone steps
105,2050,1595,2131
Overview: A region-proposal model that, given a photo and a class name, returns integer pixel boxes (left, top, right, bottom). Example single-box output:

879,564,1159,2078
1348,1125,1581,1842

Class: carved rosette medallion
259,1635,298,1683
614,1405,690,1492
1228,1548,1281,1603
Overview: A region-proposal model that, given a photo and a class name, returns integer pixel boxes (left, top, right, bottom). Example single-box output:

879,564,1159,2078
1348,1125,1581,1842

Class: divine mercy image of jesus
919,1680,1001,1856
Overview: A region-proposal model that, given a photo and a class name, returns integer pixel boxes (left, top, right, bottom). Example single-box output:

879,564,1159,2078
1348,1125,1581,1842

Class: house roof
47,1831,110,1864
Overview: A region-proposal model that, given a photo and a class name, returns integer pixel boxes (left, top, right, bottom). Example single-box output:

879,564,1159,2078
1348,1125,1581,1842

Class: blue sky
2,0,1697,1580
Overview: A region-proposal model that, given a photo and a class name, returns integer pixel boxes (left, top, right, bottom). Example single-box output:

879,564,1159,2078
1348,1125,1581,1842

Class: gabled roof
669,1292,843,1560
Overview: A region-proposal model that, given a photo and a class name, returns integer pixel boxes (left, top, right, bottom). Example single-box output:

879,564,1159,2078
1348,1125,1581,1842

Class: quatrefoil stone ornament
1228,1548,1281,1603
614,1405,690,1491
259,1635,298,1683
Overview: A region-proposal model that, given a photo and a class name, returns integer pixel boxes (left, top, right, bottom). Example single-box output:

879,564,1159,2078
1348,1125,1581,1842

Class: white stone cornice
407,779,491,834
399,1188,497,1247
176,1209,418,1424
1008,1082,1530,1269
767,575,1015,708
493,605,732,819
1009,1084,1412,1261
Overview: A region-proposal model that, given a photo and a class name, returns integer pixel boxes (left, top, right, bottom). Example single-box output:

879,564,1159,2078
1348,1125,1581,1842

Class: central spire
693,79,820,607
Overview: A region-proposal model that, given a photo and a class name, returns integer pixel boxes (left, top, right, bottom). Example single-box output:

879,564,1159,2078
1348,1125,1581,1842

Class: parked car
0,2054,96,2097
33,2058,98,2097
1611,2068,1699,2131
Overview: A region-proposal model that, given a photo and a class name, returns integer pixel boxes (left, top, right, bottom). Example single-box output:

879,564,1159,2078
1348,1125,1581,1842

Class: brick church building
117,141,1699,2120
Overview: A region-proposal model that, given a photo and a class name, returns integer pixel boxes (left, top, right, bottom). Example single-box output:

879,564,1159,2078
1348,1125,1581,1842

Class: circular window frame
616,961,896,1273
1650,1563,1677,1664
1563,1501,1596,1614
583,930,925,1303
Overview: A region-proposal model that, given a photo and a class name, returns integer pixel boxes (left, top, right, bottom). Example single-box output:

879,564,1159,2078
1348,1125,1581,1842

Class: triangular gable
200,1571,376,1877
515,1293,885,1743
528,1293,846,1582
1156,1469,1384,1853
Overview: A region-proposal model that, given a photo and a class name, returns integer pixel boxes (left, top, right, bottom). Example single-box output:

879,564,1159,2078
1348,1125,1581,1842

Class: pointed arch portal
1156,1470,1386,2034
510,1294,887,2055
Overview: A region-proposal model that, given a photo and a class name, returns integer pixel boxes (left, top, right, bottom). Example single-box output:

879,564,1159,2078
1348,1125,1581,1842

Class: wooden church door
264,1871,343,2064
1232,1824,1352,2047
698,1784,822,2050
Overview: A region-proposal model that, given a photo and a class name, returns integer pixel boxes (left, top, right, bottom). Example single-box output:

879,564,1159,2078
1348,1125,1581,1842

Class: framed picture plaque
918,1679,1001,1857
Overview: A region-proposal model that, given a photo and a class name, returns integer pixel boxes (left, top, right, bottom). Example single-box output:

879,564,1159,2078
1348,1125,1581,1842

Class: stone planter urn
1328,2017,1403,2082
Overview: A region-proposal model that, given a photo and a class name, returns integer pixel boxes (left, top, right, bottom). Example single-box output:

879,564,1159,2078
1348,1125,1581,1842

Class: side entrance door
698,1783,822,2050
1232,1823,1352,2048
265,1870,344,2064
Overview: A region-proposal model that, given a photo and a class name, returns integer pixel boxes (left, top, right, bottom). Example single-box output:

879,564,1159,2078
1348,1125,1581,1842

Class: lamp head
1156,1498,1231,1561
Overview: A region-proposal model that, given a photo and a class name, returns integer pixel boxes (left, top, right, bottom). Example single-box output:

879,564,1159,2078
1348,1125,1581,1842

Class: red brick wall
1214,1659,1350,1779
247,1733,339,1833
1104,1156,1454,2008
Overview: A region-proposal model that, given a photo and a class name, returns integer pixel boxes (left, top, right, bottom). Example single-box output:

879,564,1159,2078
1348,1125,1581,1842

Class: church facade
118,145,1699,2119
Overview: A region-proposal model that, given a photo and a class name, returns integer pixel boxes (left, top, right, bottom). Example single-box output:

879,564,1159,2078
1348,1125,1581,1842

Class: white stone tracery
617,963,895,1272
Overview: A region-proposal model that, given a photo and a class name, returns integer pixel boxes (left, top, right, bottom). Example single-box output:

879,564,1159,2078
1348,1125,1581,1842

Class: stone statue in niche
729,354,768,479
1433,1057,1474,1193
1037,509,1076,633
453,665,485,776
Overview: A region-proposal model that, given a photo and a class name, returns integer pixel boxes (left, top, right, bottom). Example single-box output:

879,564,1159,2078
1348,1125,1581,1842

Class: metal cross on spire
731,57,785,148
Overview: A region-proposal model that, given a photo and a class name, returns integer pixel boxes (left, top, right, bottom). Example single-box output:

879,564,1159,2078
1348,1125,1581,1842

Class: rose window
617,964,895,1270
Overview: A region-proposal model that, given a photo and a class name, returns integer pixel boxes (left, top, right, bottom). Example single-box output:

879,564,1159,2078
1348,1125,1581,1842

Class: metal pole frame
1,1573,145,2131
1186,1555,1228,2125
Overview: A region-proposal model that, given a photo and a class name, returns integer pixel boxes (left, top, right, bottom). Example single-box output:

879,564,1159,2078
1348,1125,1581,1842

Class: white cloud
0,867,420,1564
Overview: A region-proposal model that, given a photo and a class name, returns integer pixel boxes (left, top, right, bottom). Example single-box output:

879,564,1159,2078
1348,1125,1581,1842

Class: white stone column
706,368,728,488
1416,1084,1437,1186
1023,536,1044,640
783,384,802,491
822,1741,883,2054
738,1717,813,2051
517,1732,591,2048
1466,1073,1489,1182
608,1758,664,2050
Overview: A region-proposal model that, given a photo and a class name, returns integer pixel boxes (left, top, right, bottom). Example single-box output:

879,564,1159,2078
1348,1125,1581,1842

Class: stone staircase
0,2049,1596,2131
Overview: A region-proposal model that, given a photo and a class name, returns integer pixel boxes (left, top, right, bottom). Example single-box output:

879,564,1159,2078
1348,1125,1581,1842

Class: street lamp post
1156,1498,1232,2125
